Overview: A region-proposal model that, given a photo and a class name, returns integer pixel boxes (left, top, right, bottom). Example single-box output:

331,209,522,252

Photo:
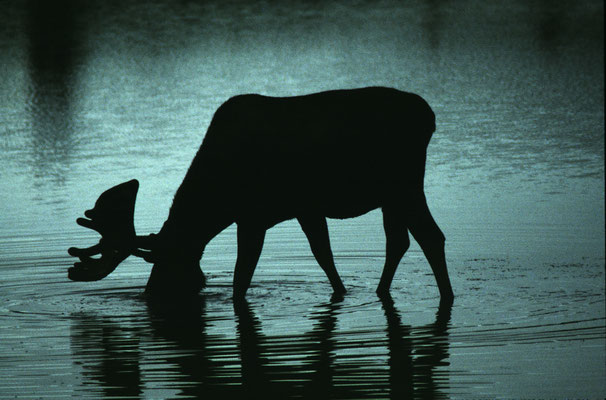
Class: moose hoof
439,291,454,307
332,284,347,297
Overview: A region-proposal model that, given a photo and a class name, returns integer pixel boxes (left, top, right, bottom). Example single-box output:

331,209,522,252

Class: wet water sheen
1,231,604,398
1,0,604,398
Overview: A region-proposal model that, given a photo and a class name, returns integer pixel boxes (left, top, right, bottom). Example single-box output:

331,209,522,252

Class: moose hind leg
377,207,410,296
407,195,454,303
233,223,266,300
297,216,346,294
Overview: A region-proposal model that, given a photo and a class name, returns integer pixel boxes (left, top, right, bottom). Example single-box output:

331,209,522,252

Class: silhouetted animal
68,87,454,303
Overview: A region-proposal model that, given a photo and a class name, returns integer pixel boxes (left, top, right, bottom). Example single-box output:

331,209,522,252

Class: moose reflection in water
70,296,452,398
67,87,454,303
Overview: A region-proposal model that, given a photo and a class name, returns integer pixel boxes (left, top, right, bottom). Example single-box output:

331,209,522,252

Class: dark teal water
0,0,604,398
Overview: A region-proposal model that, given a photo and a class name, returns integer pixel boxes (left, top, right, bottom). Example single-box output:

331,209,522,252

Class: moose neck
157,167,234,256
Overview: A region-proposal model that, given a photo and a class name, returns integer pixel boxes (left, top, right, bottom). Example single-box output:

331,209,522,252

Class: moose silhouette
68,87,454,303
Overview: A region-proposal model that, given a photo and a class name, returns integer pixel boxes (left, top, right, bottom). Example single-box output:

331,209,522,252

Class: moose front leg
233,223,266,300
297,216,346,295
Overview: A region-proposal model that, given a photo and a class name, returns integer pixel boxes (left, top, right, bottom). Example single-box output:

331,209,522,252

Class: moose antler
68,179,144,281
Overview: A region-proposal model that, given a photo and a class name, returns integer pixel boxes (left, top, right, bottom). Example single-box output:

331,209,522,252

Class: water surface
0,0,604,398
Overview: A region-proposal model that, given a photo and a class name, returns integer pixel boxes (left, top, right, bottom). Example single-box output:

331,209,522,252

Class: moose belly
324,201,380,219
303,182,385,219
234,179,388,227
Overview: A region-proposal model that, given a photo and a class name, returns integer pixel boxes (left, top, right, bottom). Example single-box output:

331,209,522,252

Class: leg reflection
303,296,342,397
233,296,342,398
380,295,414,398
380,295,452,399
234,299,273,396
414,301,452,396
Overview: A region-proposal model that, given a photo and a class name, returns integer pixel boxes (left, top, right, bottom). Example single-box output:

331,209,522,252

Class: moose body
68,87,454,303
